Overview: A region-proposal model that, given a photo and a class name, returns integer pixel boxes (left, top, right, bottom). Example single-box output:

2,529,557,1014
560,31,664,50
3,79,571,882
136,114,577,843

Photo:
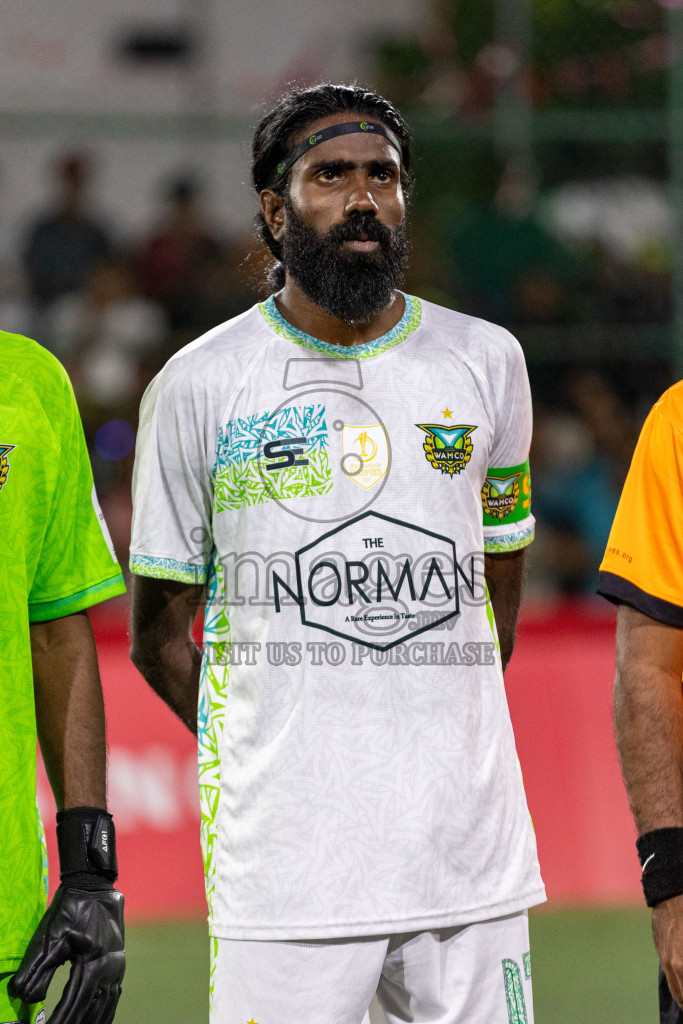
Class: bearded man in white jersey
129,83,545,1024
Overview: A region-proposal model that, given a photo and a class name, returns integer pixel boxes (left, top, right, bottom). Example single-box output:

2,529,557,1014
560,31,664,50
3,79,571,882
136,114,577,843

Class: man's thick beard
281,201,409,324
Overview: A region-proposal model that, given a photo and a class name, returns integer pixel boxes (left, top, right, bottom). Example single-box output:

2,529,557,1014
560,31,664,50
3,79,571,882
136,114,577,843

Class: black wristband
636,828,683,907
56,806,118,884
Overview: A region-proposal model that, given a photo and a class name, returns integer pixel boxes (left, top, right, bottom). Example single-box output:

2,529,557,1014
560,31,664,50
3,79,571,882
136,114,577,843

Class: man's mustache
326,216,393,246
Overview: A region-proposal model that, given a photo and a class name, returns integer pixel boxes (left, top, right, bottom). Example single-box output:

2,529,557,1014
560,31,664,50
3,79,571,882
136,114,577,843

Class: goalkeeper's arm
10,610,125,1024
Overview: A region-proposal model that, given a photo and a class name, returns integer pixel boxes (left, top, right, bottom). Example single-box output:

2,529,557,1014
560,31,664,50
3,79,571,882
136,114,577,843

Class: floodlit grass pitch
531,906,659,1022
44,909,659,1023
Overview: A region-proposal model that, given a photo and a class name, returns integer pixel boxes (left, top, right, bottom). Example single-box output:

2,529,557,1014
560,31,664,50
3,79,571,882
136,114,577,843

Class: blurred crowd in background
0,0,677,601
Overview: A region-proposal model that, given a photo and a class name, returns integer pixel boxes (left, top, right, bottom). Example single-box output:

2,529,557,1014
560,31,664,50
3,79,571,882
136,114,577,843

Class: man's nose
344,183,379,217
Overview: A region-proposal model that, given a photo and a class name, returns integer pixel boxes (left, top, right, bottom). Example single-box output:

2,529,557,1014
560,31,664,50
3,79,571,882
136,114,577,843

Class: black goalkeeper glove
9,807,125,1024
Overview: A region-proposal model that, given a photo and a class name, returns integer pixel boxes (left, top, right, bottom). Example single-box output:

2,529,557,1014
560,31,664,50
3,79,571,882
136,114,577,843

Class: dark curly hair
251,83,413,289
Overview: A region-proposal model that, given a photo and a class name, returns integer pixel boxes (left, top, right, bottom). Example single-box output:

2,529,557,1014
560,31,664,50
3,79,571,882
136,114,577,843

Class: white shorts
211,910,533,1024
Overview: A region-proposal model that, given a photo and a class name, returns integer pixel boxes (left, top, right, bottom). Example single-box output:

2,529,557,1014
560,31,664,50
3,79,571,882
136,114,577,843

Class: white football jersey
130,293,545,940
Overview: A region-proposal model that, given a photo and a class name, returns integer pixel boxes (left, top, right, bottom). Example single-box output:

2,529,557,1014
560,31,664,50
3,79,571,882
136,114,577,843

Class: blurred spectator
135,173,223,334
45,256,166,411
527,405,594,595
591,242,671,325
190,235,262,332
542,177,672,325
22,150,113,310
0,163,19,299
530,371,639,594
444,159,585,325
0,161,33,337
374,0,667,115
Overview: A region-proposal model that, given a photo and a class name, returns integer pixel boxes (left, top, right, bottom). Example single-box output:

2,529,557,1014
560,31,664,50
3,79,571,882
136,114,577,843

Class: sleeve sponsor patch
481,458,531,526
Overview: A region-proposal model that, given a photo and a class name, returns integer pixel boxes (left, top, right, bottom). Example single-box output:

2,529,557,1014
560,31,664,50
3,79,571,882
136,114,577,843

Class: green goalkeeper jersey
0,330,126,969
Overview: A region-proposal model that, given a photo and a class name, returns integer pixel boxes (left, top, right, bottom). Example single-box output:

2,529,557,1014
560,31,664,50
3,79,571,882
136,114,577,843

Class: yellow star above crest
441,407,453,419
247,1019,259,1024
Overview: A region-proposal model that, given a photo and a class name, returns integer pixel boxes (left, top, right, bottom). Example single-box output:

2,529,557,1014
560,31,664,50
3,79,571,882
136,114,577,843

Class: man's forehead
290,115,401,168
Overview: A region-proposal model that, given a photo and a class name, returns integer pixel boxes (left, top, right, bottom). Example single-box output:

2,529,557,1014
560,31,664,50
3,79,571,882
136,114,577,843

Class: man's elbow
613,661,678,727
130,632,199,682
130,636,160,681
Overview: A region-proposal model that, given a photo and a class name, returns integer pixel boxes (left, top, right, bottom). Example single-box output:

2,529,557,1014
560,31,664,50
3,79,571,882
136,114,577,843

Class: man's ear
260,190,285,242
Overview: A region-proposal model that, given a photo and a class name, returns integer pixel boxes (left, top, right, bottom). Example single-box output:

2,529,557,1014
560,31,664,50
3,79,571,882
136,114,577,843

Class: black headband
264,121,402,189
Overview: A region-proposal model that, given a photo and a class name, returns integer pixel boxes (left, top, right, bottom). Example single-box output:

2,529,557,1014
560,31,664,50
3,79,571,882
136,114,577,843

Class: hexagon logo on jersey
272,510,478,651
417,424,475,477
341,424,389,490
481,472,521,520
0,444,16,493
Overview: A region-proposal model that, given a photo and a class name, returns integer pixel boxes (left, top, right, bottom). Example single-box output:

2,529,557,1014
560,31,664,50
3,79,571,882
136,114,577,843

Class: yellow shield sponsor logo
481,473,521,520
341,424,389,490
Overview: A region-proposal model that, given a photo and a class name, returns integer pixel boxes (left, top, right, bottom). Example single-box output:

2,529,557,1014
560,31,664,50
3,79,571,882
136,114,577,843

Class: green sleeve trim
484,522,535,553
482,458,531,527
28,573,126,622
130,553,208,585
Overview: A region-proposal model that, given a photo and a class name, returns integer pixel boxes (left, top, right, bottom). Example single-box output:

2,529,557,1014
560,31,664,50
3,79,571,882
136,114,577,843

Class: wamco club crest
417,423,476,477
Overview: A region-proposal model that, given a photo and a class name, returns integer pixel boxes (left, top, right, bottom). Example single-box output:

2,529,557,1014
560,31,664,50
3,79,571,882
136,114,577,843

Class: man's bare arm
614,604,683,830
31,609,107,810
614,603,683,1007
130,575,204,734
484,549,526,672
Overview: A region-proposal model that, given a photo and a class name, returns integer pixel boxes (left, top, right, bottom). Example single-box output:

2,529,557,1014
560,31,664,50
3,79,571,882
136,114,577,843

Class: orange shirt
598,380,683,626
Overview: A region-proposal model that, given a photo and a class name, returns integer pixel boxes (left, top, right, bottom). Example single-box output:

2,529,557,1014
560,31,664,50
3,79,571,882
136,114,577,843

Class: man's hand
653,895,683,1010
9,885,124,1024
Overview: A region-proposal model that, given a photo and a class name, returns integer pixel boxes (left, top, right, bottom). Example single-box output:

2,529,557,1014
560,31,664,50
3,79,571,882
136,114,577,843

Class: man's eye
373,169,393,182
319,168,339,181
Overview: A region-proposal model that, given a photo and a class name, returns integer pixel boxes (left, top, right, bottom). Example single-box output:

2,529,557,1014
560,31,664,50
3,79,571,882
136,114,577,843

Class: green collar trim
259,292,422,360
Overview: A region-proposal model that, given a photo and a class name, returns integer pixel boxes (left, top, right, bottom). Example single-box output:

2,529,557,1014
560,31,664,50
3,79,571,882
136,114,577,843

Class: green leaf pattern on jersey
197,563,231,996
484,523,535,554
502,958,529,1024
209,934,219,1014
258,293,422,360
214,404,332,511
484,581,501,660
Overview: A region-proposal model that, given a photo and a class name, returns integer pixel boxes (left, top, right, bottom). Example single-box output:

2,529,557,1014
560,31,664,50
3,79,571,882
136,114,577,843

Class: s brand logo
263,437,309,472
